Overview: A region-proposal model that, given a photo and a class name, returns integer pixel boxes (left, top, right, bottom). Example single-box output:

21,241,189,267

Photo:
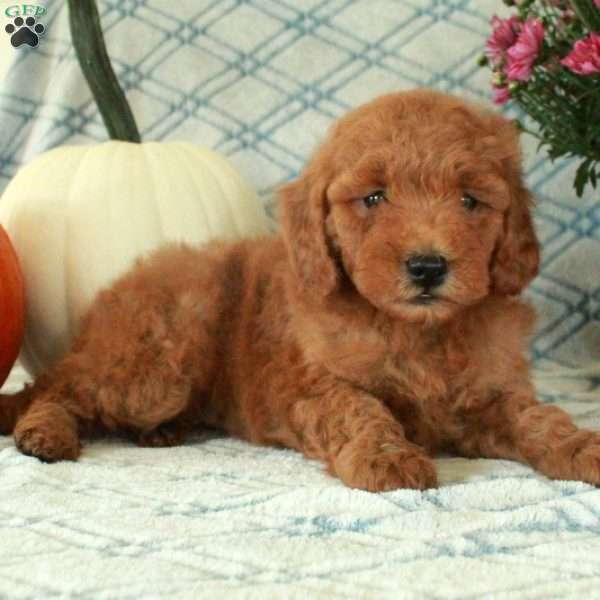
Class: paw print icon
5,16,45,48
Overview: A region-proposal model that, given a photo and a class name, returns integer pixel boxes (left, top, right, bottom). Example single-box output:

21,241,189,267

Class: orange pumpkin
0,226,24,387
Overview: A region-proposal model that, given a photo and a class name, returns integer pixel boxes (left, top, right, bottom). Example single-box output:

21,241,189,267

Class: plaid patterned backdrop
0,0,599,368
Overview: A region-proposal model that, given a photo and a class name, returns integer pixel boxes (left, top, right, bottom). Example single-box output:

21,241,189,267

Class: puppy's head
280,89,539,324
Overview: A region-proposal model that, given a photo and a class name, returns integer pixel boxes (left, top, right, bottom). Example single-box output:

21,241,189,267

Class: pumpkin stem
67,0,141,143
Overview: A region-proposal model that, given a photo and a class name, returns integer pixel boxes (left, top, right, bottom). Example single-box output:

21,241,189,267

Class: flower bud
493,72,506,86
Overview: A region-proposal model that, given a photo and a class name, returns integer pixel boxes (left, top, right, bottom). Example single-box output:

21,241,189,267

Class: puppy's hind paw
14,403,81,463
137,421,186,448
15,424,81,462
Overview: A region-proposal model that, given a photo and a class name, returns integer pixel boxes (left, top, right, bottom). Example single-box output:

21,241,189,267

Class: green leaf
574,159,592,198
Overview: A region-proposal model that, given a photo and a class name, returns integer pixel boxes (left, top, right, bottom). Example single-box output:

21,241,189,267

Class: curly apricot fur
2,90,598,490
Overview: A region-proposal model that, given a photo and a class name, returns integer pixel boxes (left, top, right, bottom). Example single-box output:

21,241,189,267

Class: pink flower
505,19,544,81
595,0,600,8
560,32,600,75
492,86,511,105
486,16,521,66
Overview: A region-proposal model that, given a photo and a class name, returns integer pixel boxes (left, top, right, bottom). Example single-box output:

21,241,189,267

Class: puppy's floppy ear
491,183,540,295
279,173,338,299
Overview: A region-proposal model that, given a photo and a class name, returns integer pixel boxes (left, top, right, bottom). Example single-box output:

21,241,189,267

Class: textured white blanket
2,0,600,597
1,365,600,599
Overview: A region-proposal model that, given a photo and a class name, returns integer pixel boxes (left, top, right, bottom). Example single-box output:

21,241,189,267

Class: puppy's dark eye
363,190,386,209
462,194,479,211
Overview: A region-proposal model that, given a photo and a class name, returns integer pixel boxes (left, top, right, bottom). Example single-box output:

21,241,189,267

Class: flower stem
569,0,600,32
67,0,141,143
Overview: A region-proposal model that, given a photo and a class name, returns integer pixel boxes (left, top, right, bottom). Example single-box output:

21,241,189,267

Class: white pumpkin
0,140,270,375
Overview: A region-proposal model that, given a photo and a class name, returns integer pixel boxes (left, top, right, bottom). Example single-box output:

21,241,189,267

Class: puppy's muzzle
406,254,448,289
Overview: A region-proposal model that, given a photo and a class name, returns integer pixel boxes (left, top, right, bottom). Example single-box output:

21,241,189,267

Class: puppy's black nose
406,255,448,289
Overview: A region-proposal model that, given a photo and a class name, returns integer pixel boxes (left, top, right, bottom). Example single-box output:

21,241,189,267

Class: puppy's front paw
333,438,437,492
570,433,600,485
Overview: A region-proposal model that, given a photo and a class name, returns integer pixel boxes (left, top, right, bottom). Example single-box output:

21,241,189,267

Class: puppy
2,89,599,492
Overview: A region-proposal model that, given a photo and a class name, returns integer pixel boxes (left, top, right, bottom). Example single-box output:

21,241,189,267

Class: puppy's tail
0,385,33,434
